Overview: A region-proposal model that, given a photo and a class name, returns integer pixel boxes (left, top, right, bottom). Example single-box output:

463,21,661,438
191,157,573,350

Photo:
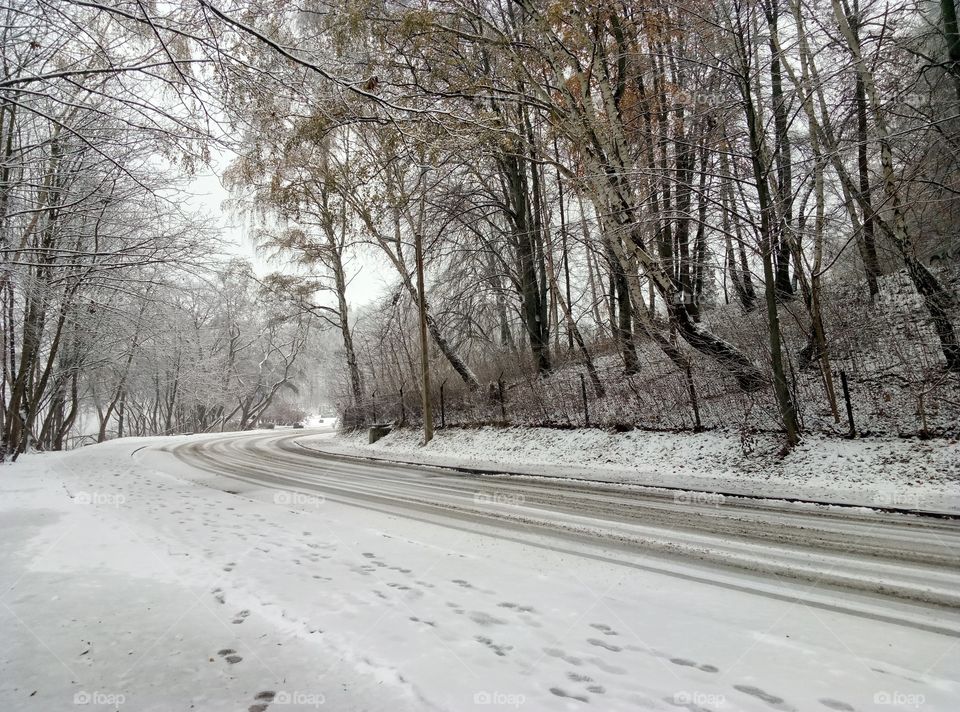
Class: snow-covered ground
316,426,960,514
2,434,958,711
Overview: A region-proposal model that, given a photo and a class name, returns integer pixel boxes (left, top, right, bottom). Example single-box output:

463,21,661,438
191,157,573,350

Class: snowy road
166,430,960,627
4,430,959,711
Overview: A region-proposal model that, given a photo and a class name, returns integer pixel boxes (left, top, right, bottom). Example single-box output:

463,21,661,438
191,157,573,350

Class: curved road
162,429,960,634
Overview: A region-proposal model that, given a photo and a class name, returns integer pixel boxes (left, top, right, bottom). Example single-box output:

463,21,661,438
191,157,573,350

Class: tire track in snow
158,431,960,636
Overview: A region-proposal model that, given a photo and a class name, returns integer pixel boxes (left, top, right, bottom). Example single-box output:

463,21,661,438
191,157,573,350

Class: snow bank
317,426,960,514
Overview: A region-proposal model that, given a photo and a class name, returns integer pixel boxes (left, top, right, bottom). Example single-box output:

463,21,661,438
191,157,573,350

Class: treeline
222,0,959,443
0,2,315,459
3,0,959,455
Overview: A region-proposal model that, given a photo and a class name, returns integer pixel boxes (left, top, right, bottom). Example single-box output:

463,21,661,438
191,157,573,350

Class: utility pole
415,163,434,444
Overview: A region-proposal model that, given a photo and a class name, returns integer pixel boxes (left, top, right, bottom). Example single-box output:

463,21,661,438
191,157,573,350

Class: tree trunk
848,0,882,297
765,0,795,299
736,10,800,445
942,0,960,101
832,0,960,370
608,246,640,375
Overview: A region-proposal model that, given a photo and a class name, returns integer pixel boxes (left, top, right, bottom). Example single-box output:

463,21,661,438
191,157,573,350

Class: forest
2,0,959,460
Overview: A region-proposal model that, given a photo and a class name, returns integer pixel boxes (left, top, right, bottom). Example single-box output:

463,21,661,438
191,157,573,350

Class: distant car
292,422,305,429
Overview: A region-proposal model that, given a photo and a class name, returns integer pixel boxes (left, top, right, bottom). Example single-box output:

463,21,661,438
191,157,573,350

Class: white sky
185,165,388,309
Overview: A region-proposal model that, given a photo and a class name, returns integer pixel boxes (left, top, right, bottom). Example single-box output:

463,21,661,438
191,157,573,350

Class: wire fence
339,273,960,439
342,354,959,438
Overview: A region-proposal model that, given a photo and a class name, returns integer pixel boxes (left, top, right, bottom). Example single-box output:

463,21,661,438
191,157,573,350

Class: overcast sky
186,164,389,309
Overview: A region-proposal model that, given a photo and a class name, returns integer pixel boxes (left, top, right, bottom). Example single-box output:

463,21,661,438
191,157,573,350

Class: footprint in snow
589,622,617,635
670,657,719,673
587,638,621,652
248,690,276,712
543,648,583,666
468,611,507,627
733,685,796,711
475,635,512,656
498,601,537,613
232,609,250,624
216,648,243,664
819,700,855,711
549,687,589,703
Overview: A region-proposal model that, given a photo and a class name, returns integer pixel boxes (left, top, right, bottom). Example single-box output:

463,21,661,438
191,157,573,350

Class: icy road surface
2,429,959,711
